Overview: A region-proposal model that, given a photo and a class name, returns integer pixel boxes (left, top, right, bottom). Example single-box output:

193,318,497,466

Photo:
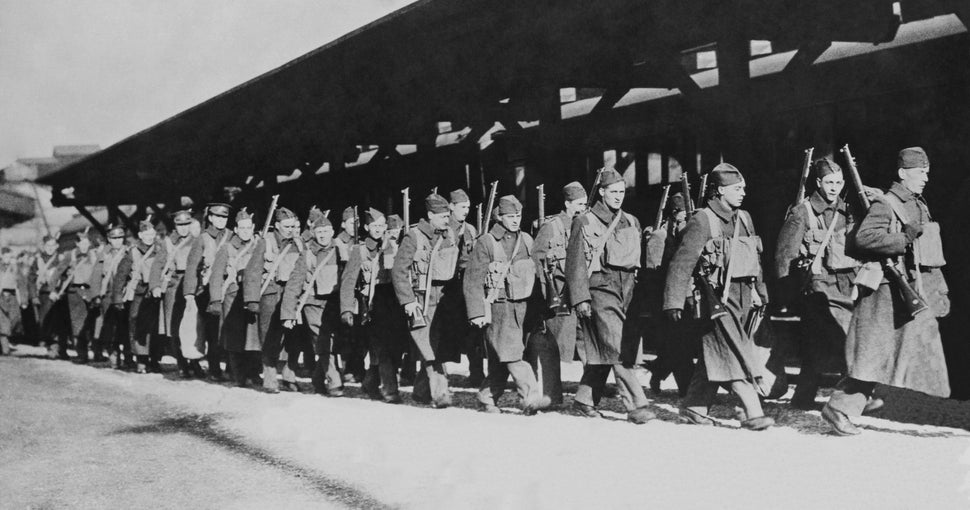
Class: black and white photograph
1,1,969,509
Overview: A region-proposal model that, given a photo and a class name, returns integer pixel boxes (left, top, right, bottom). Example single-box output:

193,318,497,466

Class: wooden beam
74,205,108,238
592,88,630,114
150,204,174,230
784,40,832,73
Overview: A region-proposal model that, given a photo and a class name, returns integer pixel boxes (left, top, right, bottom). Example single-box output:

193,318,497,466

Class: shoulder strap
882,192,910,224
719,214,743,304
701,208,722,239
584,210,625,276
809,209,840,274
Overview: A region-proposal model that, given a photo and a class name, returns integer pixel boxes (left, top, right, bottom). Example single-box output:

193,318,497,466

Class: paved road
0,356,384,510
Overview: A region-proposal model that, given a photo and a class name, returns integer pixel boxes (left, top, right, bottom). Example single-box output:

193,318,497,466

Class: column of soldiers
1,145,951,436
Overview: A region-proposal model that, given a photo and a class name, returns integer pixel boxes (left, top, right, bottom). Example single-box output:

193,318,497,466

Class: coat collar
889,181,917,202
589,201,618,225
489,222,515,239
707,197,735,222
364,236,382,252
205,224,224,239
306,237,334,253
808,190,846,215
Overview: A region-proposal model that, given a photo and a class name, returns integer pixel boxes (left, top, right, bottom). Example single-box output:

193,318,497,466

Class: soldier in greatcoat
183,202,232,380
565,170,655,424
114,217,166,373
663,163,774,430
465,195,550,414
528,181,587,405
0,247,27,355
774,158,861,409
208,208,260,387
55,230,100,362
281,207,345,396
821,147,951,435
392,195,458,407
149,208,197,376
334,206,366,383
243,207,304,393
340,207,409,403
28,235,64,356
90,224,129,368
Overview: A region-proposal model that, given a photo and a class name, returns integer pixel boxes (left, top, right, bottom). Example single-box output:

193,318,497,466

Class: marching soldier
822,147,951,435
183,202,232,380
663,163,774,430
56,230,100,362
0,247,27,356
149,208,198,377
115,217,166,373
465,195,549,414
90,224,129,368
209,208,260,387
29,235,63,357
440,189,484,386
528,181,587,405
392,195,457,407
775,158,860,409
281,207,344,396
565,171,654,423
244,207,304,393
334,206,366,383
341,207,409,403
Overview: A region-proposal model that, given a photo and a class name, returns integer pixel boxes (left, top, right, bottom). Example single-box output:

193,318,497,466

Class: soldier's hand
50,292,60,302
206,301,221,316
112,302,125,311
665,309,683,322
902,223,923,242
283,319,296,329
404,301,422,317
341,312,354,326
863,186,884,200
245,302,259,322
32,297,40,306
575,301,592,319
151,287,162,299
469,316,488,328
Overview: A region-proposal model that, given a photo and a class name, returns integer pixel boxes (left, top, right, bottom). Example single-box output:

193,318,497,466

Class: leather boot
362,366,382,400
508,361,550,415
379,358,400,402
262,365,279,393
428,364,452,408
821,403,861,436
1,335,12,355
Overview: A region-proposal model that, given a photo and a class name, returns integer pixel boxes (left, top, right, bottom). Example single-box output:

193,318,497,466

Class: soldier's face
209,215,228,230
276,218,299,239
139,229,156,245
77,238,90,253
108,237,124,249
189,220,202,237
429,211,450,230
565,197,588,216
365,218,387,240
43,241,57,255
674,211,688,232
499,212,521,232
449,201,470,222
719,181,746,208
817,172,845,202
342,217,357,235
314,225,335,246
599,182,625,209
386,228,402,240
236,219,254,241
175,224,191,237
899,166,929,195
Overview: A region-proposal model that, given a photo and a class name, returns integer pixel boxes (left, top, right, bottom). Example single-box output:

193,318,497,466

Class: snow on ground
8,347,970,509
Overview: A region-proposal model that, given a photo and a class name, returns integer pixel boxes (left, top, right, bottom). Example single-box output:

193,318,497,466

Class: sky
0,0,416,166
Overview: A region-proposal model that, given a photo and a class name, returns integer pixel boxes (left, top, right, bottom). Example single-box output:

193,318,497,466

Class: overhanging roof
40,0,964,206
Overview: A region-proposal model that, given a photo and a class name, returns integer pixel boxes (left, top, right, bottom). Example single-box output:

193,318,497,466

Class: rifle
841,144,928,318
260,195,280,239
536,185,568,316
697,173,709,209
535,184,545,236
795,147,815,205
481,181,498,235
401,187,411,234
681,174,695,216
352,206,360,244
653,184,672,231
475,203,482,234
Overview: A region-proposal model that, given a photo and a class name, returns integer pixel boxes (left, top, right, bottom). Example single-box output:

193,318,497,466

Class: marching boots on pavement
209,208,262,387
149,207,196,377
663,163,774,431
184,202,232,380
822,147,951,435
392,195,461,408
465,195,549,415
116,217,165,374
244,206,304,393
774,158,860,409
282,207,345,396
342,208,409,403
564,170,656,424
528,181,587,406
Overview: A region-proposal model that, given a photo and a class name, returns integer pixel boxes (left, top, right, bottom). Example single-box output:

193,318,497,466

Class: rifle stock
260,195,280,239
653,184,672,231
796,147,815,205
482,181,498,235
681,174,695,216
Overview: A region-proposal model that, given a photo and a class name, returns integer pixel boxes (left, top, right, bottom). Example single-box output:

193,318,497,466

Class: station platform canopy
39,0,968,206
